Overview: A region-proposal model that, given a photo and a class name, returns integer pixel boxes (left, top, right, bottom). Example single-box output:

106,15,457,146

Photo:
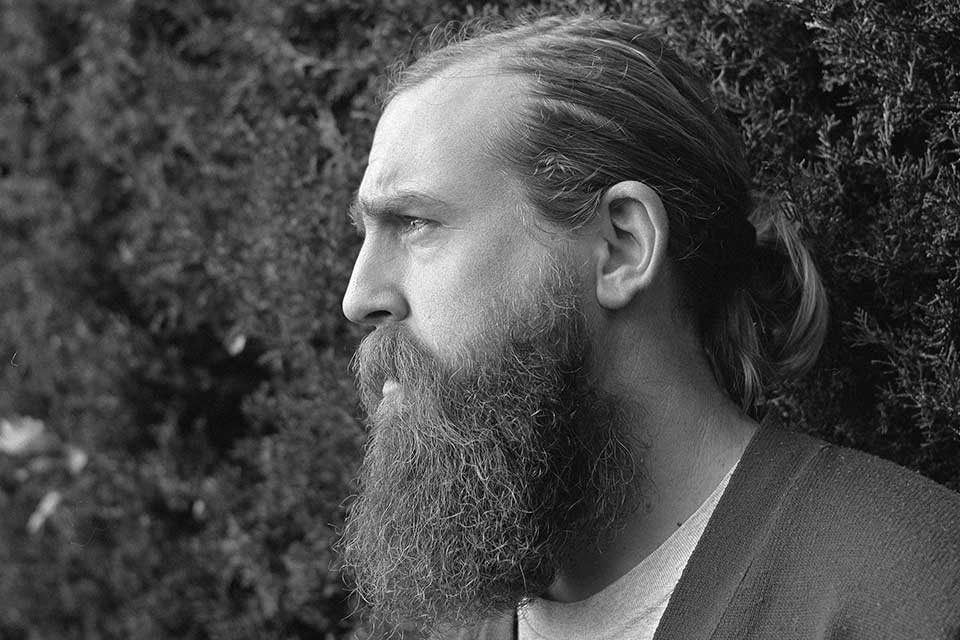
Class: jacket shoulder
753,430,960,638
806,436,960,536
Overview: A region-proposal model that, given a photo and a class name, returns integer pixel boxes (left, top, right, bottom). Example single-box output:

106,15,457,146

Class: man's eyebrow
348,192,450,234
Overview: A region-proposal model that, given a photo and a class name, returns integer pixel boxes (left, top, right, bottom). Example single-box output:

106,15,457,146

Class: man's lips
382,379,401,397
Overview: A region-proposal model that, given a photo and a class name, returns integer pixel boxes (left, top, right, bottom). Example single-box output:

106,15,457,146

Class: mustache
350,324,447,413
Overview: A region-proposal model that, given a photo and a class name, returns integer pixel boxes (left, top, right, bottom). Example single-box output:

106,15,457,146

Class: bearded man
339,14,960,640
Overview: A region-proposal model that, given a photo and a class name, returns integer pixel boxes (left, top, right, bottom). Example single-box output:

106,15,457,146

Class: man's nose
342,241,409,326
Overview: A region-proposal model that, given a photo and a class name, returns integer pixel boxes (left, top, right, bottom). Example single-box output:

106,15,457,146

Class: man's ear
594,180,669,310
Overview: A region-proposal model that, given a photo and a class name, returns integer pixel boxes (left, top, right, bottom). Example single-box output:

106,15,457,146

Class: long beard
340,262,640,637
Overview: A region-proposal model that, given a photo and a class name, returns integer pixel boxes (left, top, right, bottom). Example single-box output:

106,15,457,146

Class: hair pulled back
387,14,828,411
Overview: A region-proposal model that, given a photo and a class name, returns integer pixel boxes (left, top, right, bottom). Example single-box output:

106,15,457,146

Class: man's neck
548,335,758,602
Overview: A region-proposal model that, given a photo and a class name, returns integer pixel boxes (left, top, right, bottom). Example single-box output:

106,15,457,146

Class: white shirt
518,464,737,640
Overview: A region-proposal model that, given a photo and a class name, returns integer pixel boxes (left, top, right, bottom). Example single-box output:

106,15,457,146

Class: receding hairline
388,57,570,229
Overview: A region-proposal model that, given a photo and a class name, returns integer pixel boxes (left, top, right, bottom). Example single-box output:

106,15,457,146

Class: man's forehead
365,66,527,166
357,67,528,218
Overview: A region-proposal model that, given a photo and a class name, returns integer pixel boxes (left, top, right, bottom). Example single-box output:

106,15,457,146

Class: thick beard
340,260,640,638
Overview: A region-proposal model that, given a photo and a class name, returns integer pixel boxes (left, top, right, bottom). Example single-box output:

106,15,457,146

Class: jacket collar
652,423,826,640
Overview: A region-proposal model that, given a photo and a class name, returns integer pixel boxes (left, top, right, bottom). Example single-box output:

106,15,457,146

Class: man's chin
341,395,638,638
340,420,560,635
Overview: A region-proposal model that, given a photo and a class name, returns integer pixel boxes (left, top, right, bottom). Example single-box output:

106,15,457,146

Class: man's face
340,69,638,634
342,70,561,357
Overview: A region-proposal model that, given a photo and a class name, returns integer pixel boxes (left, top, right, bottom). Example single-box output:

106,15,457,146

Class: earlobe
595,181,669,310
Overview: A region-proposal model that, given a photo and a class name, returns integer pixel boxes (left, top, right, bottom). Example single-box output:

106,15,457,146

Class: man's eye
396,216,430,234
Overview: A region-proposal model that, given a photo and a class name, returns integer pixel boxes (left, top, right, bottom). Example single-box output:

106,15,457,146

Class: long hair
386,14,828,411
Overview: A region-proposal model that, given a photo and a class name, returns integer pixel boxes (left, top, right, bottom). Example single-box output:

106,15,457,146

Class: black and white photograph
1,1,958,638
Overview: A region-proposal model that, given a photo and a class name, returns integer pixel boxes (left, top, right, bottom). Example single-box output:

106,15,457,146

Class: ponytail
702,198,829,410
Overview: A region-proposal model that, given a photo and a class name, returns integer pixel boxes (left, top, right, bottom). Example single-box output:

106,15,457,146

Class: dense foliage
1,0,957,637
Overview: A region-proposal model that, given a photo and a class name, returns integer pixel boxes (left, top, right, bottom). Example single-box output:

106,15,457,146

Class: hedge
0,0,957,637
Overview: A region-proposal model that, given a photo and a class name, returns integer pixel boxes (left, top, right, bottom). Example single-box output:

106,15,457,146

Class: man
339,13,960,640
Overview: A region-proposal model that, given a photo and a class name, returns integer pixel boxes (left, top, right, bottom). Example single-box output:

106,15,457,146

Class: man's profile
339,13,960,640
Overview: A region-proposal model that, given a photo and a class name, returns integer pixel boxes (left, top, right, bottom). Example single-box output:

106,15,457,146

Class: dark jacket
454,426,960,639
